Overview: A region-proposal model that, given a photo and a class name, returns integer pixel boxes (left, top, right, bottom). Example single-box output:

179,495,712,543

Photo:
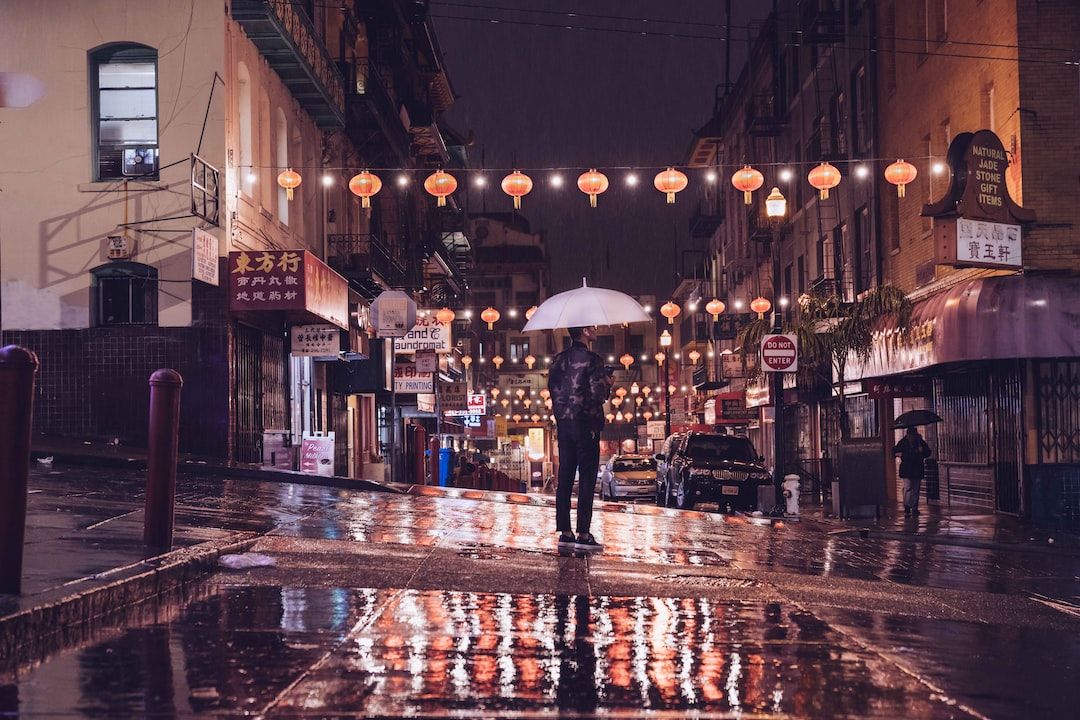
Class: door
234,324,263,463
990,366,1023,515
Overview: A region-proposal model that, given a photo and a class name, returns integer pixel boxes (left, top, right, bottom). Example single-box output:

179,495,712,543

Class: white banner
192,228,219,286
393,363,434,393
290,324,339,356
956,218,1021,268
394,312,452,354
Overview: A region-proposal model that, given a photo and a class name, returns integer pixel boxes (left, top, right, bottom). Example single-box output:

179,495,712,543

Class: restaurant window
91,262,158,326
90,43,158,181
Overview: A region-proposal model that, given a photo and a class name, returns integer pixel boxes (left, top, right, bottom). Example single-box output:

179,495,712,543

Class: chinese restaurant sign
229,250,348,329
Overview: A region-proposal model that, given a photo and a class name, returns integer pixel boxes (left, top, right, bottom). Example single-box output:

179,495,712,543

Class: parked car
599,455,657,501
655,432,771,511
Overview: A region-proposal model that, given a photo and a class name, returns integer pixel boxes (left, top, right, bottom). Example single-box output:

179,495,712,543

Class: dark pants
556,418,601,534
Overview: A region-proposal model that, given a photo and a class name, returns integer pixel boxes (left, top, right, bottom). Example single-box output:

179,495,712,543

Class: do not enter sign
761,334,798,372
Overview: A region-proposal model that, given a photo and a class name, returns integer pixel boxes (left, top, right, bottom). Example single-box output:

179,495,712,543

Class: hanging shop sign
393,311,452,354
290,324,339,357
468,392,488,416
760,334,798,373
721,351,758,378
925,129,1034,270
646,420,667,440
228,250,348,329
371,290,417,339
414,351,438,373
393,363,433,393
866,377,933,399
192,228,219,286
439,382,469,413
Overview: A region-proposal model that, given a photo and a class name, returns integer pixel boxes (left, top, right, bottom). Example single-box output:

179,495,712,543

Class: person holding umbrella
893,426,932,516
549,326,612,551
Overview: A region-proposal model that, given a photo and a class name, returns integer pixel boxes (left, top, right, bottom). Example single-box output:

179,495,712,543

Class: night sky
433,1,771,298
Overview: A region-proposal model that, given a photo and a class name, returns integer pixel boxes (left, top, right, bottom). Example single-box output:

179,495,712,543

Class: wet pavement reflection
1,585,958,718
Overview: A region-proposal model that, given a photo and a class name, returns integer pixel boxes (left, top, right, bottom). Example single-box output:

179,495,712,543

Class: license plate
721,486,740,496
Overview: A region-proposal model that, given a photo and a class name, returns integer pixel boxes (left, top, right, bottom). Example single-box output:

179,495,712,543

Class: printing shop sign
928,129,1035,270
393,311,452,354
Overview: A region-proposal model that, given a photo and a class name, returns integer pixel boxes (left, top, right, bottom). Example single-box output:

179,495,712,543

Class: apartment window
890,191,901,251
593,335,615,356
852,64,869,153
237,62,254,195
509,338,530,363
90,44,158,181
982,83,996,130
855,205,872,294
91,262,158,326
515,291,538,307
797,256,806,294
275,109,289,224
884,2,897,91
923,131,933,234
783,264,793,298
929,0,948,42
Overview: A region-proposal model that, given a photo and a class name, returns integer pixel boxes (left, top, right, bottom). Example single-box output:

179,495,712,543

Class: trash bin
438,448,454,487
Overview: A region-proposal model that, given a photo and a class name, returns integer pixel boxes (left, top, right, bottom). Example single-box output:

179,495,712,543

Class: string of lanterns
273,157,935,209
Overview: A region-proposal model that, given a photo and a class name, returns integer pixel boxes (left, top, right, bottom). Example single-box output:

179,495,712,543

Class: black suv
655,432,771,511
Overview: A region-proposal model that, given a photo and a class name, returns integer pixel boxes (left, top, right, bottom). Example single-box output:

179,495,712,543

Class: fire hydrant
783,474,801,515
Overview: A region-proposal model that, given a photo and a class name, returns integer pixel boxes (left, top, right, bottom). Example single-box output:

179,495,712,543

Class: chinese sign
956,218,1021,268
440,382,469,414
865,377,932,399
394,311,452,354
468,393,487,415
393,363,434,393
192,228,219,286
228,250,348,329
290,324,339,357
721,352,758,379
646,420,666,439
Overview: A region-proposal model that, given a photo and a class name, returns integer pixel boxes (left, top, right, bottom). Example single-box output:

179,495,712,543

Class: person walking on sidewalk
549,326,612,551
894,427,931,516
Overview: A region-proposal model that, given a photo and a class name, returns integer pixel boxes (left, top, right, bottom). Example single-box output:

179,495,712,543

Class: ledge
78,180,168,193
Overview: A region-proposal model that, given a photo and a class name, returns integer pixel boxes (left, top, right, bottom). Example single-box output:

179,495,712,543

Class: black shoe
557,532,575,547
573,533,603,552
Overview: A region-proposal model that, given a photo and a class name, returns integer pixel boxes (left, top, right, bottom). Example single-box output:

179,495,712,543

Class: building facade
0,0,470,480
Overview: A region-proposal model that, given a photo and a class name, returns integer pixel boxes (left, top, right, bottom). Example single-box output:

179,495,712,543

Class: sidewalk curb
31,448,401,495
819,524,1080,558
0,532,256,674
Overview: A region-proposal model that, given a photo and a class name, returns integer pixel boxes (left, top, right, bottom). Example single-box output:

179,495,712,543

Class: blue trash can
439,448,454,487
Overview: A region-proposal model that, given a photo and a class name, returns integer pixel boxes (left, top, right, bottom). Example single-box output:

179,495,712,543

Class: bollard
144,369,183,549
0,346,39,595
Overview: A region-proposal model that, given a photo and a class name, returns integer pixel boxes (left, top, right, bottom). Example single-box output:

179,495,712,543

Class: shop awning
850,275,1080,378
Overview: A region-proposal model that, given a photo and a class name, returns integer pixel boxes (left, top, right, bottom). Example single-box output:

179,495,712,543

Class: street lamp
660,329,672,436
765,186,787,514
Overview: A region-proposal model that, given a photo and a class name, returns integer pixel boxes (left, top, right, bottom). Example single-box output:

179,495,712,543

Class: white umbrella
522,279,651,331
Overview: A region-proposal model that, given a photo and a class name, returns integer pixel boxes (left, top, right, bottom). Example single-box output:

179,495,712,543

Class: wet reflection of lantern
524,354,536,369
539,388,550,400
500,398,509,408
688,349,701,364
635,396,644,406
530,414,540,423
615,386,628,398
490,388,500,398
523,398,532,408
606,412,616,422
643,410,653,420
612,396,623,407
492,355,504,369
620,353,634,370
515,388,525,399
461,355,472,369
654,351,666,365
642,385,652,397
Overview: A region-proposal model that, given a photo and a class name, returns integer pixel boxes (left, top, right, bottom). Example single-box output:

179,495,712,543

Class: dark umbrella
893,409,943,428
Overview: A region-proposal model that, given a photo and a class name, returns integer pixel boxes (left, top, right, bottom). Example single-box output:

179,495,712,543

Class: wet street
3,468,1079,718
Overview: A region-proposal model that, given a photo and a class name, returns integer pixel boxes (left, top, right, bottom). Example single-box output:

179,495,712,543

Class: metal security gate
990,366,1024,515
234,324,263,463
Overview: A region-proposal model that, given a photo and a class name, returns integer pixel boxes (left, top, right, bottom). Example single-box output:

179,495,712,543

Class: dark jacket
548,341,611,430
893,434,931,479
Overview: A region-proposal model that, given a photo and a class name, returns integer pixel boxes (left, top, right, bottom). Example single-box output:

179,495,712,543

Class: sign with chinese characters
290,324,339,357
955,218,1021,268
721,351,757,378
300,433,335,477
394,312,452,354
468,393,487,415
646,420,666,440
228,250,348,329
865,377,933,399
440,382,469,412
371,290,415,338
192,228,219,286
720,398,758,421
393,363,433,393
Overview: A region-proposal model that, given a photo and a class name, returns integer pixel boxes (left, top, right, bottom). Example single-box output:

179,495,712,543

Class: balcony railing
232,0,345,127
338,57,411,164
746,93,787,137
800,0,844,44
689,196,724,238
327,233,406,297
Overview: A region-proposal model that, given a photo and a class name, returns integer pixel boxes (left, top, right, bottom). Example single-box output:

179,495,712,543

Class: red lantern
423,170,458,207
660,301,681,325
577,169,609,208
750,296,772,318
705,298,726,320
731,165,764,205
481,307,500,329
808,162,841,200
501,170,533,209
461,355,473,368
688,349,702,364
349,171,381,208
493,355,505,369
654,167,688,204
884,159,918,198
525,354,536,369
277,168,302,200
525,305,538,320
435,307,456,324
619,353,634,370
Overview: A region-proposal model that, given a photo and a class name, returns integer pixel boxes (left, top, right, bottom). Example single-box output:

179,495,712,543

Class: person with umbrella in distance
549,326,612,551
894,425,933,516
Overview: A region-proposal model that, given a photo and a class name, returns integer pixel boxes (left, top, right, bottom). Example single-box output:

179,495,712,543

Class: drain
655,574,759,588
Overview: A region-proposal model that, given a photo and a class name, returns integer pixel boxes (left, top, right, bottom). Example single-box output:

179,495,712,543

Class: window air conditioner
122,147,158,177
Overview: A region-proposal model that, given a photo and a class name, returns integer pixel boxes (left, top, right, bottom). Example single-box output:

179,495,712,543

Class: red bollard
144,369,182,549
0,346,39,595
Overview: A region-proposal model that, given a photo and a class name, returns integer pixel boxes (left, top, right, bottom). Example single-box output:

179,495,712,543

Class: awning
850,275,1080,378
